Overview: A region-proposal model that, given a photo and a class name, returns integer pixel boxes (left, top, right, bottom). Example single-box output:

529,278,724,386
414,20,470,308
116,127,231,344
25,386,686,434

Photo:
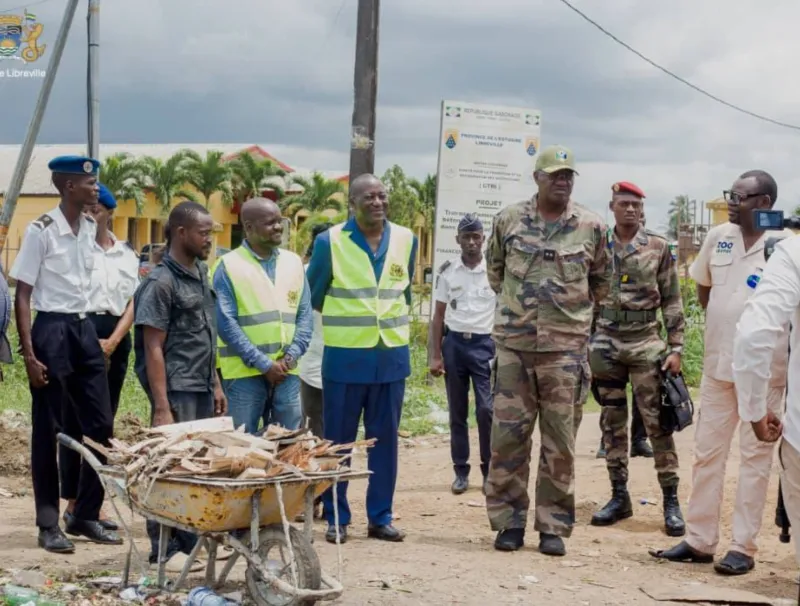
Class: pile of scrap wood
84,416,375,487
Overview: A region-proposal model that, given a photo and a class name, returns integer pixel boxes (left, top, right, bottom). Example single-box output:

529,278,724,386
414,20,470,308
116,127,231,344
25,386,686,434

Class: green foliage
184,149,234,209
667,194,693,240
382,165,420,228
139,150,199,214
98,152,147,215
229,153,286,201
293,209,347,259
281,173,347,220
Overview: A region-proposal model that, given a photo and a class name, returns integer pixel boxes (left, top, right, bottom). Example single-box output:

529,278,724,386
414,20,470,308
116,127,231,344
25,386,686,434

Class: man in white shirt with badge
653,169,791,575
10,155,121,553
430,213,496,496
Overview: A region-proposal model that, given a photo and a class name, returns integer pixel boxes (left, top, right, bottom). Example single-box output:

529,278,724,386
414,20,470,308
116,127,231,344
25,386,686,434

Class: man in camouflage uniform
485,145,611,557
589,181,686,537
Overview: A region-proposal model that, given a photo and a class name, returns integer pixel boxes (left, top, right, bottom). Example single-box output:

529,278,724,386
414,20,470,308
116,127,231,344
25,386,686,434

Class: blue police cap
97,183,117,210
457,213,483,232
47,155,100,176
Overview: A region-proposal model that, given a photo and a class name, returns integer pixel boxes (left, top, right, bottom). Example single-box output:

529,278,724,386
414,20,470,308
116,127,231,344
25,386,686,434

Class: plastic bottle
2,585,64,606
187,586,228,606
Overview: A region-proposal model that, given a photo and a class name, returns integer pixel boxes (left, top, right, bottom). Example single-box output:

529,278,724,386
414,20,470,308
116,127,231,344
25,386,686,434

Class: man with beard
10,156,120,552
429,213,496,496
484,145,611,556
651,170,792,576
588,182,685,536
307,173,418,544
134,200,227,571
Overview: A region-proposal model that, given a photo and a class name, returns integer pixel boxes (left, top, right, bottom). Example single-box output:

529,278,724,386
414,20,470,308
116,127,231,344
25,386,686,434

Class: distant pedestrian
60,183,139,532
10,155,121,553
429,213,495,496
134,200,227,572
213,197,312,433
484,145,611,557
0,259,11,379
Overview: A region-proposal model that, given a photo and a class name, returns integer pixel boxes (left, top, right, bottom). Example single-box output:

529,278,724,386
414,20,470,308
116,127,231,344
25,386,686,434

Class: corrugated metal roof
0,144,347,196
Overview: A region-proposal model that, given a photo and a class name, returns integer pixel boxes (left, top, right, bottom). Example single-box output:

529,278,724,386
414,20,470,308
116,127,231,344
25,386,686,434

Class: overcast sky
3,0,800,230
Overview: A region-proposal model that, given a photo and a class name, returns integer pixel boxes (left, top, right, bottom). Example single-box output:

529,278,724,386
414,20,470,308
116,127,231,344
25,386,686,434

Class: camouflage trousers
589,330,679,488
485,346,590,538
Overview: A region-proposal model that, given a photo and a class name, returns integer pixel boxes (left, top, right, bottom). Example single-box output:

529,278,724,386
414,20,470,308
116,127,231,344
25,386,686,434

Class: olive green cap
535,145,578,175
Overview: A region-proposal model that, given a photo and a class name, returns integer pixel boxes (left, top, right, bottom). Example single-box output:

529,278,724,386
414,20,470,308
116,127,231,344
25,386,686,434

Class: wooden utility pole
348,0,380,184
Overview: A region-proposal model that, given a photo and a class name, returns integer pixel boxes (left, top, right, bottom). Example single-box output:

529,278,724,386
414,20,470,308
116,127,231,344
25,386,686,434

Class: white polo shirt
10,206,97,314
690,221,792,385
87,233,140,316
434,256,496,335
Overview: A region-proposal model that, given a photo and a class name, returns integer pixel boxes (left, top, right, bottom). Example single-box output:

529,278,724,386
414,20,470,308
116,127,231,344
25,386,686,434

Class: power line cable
556,0,800,131
1,0,51,14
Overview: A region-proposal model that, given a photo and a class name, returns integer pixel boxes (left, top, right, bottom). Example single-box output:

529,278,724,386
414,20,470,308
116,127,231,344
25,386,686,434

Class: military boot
662,485,686,537
591,482,633,526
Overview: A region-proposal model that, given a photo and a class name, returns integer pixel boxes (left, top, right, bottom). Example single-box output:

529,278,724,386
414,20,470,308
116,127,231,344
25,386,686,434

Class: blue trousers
443,332,494,478
321,379,405,527
223,374,302,433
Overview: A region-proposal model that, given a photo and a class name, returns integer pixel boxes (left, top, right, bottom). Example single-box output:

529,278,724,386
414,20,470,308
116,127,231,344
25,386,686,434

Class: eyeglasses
614,200,643,210
723,190,763,205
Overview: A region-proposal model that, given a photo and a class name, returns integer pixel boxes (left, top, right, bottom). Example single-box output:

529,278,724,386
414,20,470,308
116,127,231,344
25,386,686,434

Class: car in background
138,243,166,279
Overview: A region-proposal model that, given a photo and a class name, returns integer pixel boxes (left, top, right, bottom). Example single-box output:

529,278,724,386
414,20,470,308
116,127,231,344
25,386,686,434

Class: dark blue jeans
144,389,214,563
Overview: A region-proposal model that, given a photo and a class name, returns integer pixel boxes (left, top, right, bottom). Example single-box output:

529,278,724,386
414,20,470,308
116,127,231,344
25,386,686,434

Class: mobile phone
753,209,785,230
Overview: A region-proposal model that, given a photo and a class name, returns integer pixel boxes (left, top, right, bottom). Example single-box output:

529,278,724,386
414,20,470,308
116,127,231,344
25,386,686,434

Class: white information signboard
430,100,542,316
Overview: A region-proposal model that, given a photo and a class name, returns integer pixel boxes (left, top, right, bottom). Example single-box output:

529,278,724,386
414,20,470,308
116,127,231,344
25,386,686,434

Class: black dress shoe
714,550,755,576
648,540,713,563
65,518,123,545
325,524,348,544
38,526,75,554
367,524,406,542
494,528,524,551
63,511,119,532
451,475,469,495
538,533,566,557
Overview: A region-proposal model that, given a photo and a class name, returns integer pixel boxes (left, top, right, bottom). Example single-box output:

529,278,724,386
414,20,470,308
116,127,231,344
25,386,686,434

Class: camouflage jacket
595,227,684,347
486,196,611,353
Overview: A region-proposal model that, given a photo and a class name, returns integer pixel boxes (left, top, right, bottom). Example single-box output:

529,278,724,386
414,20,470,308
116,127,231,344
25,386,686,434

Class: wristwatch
283,354,297,370
670,347,683,355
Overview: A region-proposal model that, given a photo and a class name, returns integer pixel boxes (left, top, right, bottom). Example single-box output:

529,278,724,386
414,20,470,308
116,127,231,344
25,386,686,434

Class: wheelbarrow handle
56,433,105,472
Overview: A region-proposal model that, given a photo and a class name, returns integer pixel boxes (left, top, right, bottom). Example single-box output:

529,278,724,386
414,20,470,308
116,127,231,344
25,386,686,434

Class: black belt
447,330,491,340
36,311,88,321
599,308,658,323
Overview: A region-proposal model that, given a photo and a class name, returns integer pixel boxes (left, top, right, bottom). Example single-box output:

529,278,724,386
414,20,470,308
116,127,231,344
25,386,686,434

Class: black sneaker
451,475,469,495
538,533,566,557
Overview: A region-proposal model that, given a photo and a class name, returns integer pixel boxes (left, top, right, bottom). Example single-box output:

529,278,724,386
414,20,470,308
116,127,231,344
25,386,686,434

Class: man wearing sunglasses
651,170,792,575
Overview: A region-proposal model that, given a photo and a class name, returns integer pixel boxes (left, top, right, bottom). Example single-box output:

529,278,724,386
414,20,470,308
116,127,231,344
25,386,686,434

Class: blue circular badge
746,274,761,289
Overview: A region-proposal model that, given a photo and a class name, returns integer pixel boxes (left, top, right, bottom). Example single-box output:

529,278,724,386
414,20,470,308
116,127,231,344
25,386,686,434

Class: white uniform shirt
690,222,792,384
733,234,800,450
298,263,323,389
87,233,140,316
9,206,97,314
434,257,496,335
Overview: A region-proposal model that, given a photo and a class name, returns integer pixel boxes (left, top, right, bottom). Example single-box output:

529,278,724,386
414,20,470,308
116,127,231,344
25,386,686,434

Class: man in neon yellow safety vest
307,174,418,545
212,198,313,433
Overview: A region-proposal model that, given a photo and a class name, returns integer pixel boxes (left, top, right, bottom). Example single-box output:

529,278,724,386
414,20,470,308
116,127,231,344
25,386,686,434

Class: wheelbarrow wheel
244,523,322,606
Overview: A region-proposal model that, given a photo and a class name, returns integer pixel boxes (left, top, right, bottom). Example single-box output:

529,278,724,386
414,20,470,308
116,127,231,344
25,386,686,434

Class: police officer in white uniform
10,156,121,553
60,183,139,532
430,214,496,495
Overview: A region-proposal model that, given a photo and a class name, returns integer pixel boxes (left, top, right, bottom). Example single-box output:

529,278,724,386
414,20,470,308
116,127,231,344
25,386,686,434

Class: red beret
612,181,645,198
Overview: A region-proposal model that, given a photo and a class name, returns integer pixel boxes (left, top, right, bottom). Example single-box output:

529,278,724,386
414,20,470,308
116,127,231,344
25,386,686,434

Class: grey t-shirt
133,252,217,393
0,263,11,364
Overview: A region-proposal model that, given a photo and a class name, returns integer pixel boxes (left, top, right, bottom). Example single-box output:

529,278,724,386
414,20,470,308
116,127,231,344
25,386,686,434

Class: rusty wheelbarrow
57,433,369,606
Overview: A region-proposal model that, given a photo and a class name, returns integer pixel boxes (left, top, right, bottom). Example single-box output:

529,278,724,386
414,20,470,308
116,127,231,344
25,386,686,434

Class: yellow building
705,197,728,226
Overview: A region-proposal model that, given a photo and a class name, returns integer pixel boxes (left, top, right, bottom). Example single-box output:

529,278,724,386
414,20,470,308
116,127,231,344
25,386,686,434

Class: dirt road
1,412,798,605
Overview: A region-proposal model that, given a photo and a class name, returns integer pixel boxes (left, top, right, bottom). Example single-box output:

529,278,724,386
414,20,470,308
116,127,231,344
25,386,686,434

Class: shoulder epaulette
84,215,96,224
32,214,54,230
645,229,667,241
437,260,451,274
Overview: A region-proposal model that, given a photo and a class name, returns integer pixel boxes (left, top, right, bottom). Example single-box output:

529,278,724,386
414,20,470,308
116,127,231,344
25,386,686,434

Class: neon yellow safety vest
213,245,305,379
322,222,413,348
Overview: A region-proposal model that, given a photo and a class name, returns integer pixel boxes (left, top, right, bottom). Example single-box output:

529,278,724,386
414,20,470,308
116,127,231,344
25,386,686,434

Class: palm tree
99,152,147,214
184,149,234,209
294,208,347,257
382,165,418,228
667,195,692,240
140,150,198,214
281,172,347,220
409,173,436,227
229,153,286,201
